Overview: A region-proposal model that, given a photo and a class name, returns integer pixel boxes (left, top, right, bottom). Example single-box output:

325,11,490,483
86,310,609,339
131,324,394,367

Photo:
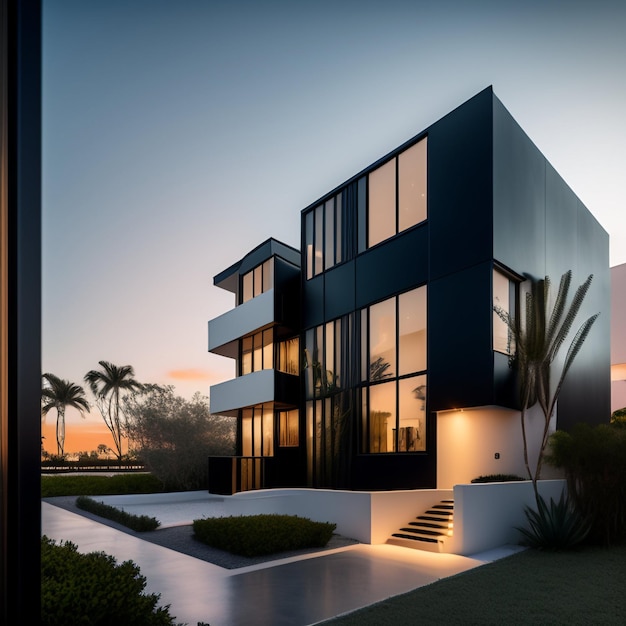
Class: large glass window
360,285,427,453
365,137,427,250
241,258,274,304
241,404,274,457
241,328,273,375
368,159,396,248
279,409,299,447
305,193,342,280
277,337,300,375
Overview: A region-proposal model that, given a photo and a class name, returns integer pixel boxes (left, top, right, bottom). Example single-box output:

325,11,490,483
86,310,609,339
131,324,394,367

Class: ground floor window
361,374,427,453
279,409,299,447
241,404,274,457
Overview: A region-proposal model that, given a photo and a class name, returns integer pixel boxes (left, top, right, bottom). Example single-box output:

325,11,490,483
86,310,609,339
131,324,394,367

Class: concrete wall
450,479,566,555
437,405,558,489
225,488,451,544
218,481,565,554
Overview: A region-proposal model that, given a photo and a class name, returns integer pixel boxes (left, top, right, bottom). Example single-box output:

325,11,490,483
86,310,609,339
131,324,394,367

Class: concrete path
42,494,523,626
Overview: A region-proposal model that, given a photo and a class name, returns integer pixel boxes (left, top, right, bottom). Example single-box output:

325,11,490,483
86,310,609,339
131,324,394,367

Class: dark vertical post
1,0,42,622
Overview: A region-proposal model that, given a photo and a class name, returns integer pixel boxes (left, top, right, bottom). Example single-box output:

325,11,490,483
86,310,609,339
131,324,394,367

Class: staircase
386,499,454,553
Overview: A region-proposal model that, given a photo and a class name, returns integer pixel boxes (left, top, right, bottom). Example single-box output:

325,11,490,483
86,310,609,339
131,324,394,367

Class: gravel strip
43,496,360,569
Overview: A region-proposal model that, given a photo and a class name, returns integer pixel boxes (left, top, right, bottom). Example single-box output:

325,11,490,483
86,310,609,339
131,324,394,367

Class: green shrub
517,491,590,550
471,474,527,483
41,536,179,625
547,423,626,546
41,473,165,497
76,496,160,532
192,514,336,557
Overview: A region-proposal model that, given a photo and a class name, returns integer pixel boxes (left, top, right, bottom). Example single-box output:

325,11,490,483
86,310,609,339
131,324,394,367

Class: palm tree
84,361,143,461
495,270,598,496
41,373,90,456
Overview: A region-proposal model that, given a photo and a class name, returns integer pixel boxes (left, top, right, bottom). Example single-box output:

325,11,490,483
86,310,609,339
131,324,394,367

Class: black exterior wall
296,86,610,491
492,92,610,429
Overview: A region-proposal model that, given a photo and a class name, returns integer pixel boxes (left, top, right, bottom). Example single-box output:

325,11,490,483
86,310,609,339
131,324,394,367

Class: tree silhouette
84,361,143,461
495,270,598,494
41,373,90,456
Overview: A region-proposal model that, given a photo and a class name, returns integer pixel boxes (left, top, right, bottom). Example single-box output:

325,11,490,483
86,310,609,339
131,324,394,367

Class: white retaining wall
450,479,566,555
218,479,566,553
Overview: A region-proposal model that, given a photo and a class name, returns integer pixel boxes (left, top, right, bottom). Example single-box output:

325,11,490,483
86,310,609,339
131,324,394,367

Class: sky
41,0,626,453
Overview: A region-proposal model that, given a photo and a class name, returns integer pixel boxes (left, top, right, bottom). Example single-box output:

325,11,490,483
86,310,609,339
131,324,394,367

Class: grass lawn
322,544,626,625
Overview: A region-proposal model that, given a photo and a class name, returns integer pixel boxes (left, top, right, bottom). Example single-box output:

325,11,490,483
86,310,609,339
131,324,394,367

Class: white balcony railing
208,289,275,357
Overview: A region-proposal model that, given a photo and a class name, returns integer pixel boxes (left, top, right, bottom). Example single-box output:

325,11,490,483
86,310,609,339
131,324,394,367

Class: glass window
369,381,395,453
241,336,252,375
398,287,427,375
398,138,427,231
262,329,273,369
368,159,396,248
279,410,299,446
361,286,428,453
263,257,274,293
305,211,314,281
324,199,334,270
277,337,299,375
242,409,252,456
493,269,513,354
335,193,342,265
357,176,367,253
242,272,253,303
369,297,396,380
263,405,274,456
253,265,263,298
314,204,323,276
398,375,426,452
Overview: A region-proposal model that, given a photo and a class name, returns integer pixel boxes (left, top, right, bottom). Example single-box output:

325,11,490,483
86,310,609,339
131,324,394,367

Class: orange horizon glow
41,421,116,456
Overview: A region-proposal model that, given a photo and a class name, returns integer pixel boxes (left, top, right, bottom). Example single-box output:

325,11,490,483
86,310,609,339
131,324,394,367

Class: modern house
207,86,610,496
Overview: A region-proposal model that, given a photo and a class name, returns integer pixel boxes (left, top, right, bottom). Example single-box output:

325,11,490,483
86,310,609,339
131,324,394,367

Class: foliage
192,514,336,557
41,473,165,497
517,491,590,550
471,474,526,483
41,373,90,457
494,270,598,491
84,361,144,461
610,407,626,425
76,495,160,531
41,536,179,626
124,385,236,491
546,423,626,546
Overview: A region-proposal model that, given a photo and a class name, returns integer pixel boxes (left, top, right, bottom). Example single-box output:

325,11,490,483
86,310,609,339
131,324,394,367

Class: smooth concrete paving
42,493,524,626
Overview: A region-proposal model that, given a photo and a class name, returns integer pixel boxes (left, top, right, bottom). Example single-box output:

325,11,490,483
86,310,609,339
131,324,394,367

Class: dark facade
208,87,610,494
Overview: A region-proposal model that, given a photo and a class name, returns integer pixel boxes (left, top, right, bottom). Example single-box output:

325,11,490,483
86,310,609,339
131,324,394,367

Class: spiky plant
84,361,143,461
41,373,90,456
495,270,598,494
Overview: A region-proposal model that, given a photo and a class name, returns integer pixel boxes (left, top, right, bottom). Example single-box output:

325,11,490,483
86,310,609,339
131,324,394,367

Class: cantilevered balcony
208,289,275,358
209,369,299,416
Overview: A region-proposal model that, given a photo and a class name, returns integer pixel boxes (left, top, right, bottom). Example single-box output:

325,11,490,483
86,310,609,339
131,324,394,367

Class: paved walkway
42,493,523,626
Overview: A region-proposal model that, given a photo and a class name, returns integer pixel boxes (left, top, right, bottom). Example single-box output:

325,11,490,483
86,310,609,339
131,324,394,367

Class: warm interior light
611,363,626,381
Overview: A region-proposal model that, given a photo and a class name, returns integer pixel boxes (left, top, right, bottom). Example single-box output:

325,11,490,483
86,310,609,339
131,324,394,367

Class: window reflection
368,159,396,248
279,409,299,446
493,268,514,354
361,285,428,453
241,258,274,304
398,375,426,452
398,138,427,231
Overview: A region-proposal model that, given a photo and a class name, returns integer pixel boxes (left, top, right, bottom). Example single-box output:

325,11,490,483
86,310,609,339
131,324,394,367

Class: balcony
209,369,299,416
208,289,275,358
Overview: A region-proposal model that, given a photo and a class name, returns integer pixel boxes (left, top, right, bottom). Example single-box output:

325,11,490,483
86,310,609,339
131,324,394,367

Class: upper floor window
241,329,273,375
305,193,342,280
360,285,427,454
363,137,427,250
241,257,274,303
493,268,516,355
